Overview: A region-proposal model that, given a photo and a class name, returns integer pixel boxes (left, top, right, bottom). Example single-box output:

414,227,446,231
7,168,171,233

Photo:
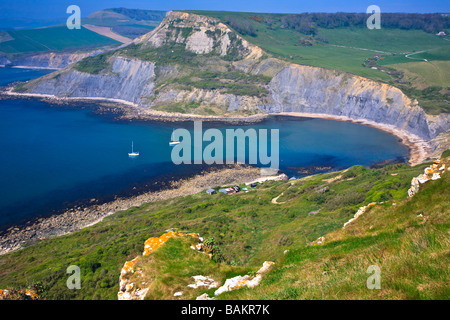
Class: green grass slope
224,164,449,300
1,157,448,300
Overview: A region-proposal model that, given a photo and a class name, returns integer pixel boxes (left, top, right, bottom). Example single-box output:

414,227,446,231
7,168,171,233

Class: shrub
74,53,111,74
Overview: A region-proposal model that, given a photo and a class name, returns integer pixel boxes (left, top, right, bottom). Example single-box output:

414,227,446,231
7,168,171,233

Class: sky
0,0,449,20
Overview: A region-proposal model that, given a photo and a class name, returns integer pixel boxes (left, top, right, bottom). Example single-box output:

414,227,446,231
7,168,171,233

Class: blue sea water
0,67,409,229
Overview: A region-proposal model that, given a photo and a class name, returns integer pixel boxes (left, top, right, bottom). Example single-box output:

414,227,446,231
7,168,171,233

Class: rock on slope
117,230,275,300
16,10,450,141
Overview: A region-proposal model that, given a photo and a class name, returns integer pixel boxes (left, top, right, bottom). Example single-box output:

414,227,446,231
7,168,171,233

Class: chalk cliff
9,50,103,69
29,56,157,105
264,64,449,140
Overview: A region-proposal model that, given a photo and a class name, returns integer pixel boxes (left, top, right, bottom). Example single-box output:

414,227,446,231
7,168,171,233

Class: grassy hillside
0,26,120,59
224,164,449,299
1,156,448,300
186,11,450,114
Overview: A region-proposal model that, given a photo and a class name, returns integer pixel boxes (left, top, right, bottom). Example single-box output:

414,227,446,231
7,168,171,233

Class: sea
0,67,409,229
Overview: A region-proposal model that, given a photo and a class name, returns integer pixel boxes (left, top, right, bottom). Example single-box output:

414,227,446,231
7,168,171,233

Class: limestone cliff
29,56,157,105
264,64,450,140
15,10,450,142
10,50,103,69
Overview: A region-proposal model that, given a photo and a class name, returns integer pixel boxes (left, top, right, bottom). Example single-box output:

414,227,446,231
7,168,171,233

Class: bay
0,67,409,229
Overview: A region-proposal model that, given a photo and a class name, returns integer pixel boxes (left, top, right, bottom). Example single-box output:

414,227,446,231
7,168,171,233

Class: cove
0,67,409,230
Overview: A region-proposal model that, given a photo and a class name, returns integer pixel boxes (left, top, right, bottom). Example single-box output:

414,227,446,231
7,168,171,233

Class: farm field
0,26,120,58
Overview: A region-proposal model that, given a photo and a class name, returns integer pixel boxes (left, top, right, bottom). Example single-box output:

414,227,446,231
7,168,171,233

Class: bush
74,53,111,74
224,16,257,37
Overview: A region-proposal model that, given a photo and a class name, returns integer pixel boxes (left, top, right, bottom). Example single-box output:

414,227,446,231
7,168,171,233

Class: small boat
128,141,139,157
169,129,181,146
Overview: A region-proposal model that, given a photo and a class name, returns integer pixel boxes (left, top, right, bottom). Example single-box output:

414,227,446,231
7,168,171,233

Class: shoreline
2,88,432,165
274,112,432,166
8,66,60,70
0,164,271,256
2,87,268,124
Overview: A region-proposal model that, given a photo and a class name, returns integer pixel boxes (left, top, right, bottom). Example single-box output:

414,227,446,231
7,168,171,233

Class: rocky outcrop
213,261,274,296
117,228,276,300
118,230,207,300
135,11,263,61
407,158,448,197
197,261,275,300
10,51,103,69
343,202,377,228
187,275,219,289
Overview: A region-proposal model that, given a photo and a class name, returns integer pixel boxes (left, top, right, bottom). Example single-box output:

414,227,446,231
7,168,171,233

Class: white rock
187,275,219,289
431,173,441,180
196,293,215,300
213,262,274,296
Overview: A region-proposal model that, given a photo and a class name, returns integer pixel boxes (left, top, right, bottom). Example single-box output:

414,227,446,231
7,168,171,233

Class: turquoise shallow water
0,67,409,229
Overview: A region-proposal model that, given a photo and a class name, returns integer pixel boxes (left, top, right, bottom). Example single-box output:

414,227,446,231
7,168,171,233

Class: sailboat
169,129,181,146
128,141,139,157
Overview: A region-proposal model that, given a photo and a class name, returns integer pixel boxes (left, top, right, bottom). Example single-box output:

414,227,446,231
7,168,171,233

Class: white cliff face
186,29,215,54
11,50,103,69
29,57,157,105
264,64,450,140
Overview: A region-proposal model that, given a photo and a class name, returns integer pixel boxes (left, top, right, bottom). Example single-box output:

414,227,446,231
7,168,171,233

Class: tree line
222,13,449,37
280,13,449,35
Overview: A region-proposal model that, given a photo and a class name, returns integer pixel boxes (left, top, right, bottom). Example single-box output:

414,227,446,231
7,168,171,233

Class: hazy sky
0,0,449,20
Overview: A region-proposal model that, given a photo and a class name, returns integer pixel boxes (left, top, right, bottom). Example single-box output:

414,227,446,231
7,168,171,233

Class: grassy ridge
0,160,442,300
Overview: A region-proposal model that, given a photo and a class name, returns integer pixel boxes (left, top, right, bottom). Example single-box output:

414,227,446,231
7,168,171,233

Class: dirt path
405,50,428,62
271,192,286,204
83,24,133,44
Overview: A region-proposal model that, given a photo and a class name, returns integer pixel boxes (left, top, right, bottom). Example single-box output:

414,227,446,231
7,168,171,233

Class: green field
0,26,120,58
389,60,450,88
